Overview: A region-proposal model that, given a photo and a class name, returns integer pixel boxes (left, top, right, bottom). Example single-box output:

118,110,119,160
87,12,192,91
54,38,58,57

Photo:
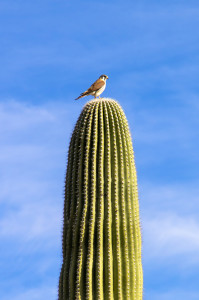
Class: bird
75,74,109,100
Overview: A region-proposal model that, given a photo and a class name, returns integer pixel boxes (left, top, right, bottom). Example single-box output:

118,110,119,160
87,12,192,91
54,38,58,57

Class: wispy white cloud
0,201,61,243
139,182,199,215
0,99,81,299
137,178,199,282
0,100,55,132
3,286,57,300
145,289,199,300
0,99,79,240
143,213,199,259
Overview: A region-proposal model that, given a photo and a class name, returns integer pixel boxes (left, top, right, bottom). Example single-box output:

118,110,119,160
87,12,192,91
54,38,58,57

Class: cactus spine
59,98,143,300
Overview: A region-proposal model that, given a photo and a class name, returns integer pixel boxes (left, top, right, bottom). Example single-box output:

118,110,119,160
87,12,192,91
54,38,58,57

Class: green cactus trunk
58,98,143,300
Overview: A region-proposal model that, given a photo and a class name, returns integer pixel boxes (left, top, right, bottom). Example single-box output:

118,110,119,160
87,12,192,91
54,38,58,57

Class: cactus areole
58,98,143,300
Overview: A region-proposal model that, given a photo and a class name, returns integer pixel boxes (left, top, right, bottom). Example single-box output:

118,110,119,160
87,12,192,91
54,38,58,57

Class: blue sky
0,0,199,299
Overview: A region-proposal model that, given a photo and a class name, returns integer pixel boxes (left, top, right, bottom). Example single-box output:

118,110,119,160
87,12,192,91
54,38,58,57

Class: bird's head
99,74,109,81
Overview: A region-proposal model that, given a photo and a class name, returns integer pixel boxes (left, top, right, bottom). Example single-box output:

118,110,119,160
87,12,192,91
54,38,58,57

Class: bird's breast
95,82,106,97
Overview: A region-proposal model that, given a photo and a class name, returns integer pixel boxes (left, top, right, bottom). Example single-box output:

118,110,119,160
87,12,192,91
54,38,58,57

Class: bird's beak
107,77,109,80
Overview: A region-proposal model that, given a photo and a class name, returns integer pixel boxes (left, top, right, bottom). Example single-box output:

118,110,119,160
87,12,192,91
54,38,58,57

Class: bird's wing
75,78,105,100
88,78,105,92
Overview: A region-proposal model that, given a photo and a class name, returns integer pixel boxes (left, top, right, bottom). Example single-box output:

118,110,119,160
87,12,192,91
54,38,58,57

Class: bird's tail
75,90,91,100
75,91,87,100
75,94,85,100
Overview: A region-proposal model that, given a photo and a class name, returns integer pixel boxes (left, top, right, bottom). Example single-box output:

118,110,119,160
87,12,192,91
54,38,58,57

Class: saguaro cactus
58,98,143,300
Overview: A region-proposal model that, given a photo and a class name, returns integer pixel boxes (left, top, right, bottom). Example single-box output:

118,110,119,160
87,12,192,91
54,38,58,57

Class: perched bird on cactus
75,74,109,100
